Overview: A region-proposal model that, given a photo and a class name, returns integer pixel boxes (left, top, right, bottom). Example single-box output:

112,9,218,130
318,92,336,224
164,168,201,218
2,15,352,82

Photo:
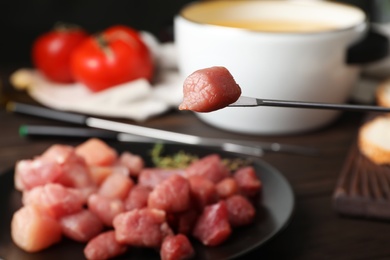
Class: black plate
0,142,295,260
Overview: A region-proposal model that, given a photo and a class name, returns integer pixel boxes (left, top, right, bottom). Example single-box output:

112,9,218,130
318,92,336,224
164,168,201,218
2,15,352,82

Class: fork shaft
259,98,390,113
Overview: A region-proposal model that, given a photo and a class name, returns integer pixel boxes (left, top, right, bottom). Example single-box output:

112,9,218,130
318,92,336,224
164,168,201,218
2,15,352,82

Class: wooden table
1,67,389,260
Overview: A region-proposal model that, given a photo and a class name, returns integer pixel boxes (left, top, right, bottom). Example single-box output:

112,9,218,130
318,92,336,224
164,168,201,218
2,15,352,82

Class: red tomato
70,25,154,92
32,25,88,83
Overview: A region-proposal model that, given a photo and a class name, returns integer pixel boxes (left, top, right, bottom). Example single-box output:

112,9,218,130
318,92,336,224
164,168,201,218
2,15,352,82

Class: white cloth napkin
10,32,184,122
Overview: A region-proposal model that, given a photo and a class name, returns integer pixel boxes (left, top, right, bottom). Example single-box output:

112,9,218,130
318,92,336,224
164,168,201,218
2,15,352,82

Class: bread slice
358,115,390,165
376,79,390,108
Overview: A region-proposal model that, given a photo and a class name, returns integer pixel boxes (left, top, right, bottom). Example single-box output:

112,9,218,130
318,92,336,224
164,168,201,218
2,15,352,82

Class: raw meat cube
124,185,152,211
113,208,172,248
60,209,104,242
148,174,191,213
185,154,230,183
234,166,262,197
40,144,76,164
179,66,242,112
88,194,125,226
118,151,144,177
160,234,195,260
225,195,256,227
84,231,127,260
98,173,134,200
193,201,231,246
168,209,199,235
11,205,62,252
216,177,239,199
21,144,97,192
56,157,95,190
75,138,118,166
138,168,186,189
15,159,62,190
88,166,115,186
88,165,129,186
22,183,84,218
42,145,95,190
188,176,217,209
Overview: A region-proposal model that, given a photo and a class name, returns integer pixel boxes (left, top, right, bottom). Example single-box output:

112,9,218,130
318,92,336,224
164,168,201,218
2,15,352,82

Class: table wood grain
1,67,389,260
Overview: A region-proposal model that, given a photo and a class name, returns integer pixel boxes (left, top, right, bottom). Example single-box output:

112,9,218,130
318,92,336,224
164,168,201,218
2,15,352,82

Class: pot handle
346,27,389,64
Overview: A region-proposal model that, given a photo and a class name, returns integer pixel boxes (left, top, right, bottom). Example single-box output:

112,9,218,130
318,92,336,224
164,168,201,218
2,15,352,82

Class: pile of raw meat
11,138,262,260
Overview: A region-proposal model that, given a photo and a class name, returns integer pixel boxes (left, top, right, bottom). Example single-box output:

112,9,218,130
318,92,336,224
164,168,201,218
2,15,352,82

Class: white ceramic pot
174,0,386,135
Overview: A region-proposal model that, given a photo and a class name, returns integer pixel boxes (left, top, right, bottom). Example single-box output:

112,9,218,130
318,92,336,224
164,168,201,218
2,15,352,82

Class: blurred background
0,0,389,68
0,0,194,67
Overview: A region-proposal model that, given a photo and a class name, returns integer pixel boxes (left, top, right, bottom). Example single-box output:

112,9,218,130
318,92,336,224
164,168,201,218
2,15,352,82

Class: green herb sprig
150,143,253,171
150,143,198,169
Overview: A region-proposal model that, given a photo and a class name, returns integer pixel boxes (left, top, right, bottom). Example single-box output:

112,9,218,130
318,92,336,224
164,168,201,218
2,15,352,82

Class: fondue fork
7,101,319,157
229,96,390,112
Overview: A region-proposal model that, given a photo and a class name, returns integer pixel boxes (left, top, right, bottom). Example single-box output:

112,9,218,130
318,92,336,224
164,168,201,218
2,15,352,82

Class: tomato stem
96,34,109,48
53,22,82,32
95,34,114,59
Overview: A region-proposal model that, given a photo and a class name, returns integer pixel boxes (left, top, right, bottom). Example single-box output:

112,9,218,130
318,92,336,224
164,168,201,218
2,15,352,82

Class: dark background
0,0,193,67
0,0,387,68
